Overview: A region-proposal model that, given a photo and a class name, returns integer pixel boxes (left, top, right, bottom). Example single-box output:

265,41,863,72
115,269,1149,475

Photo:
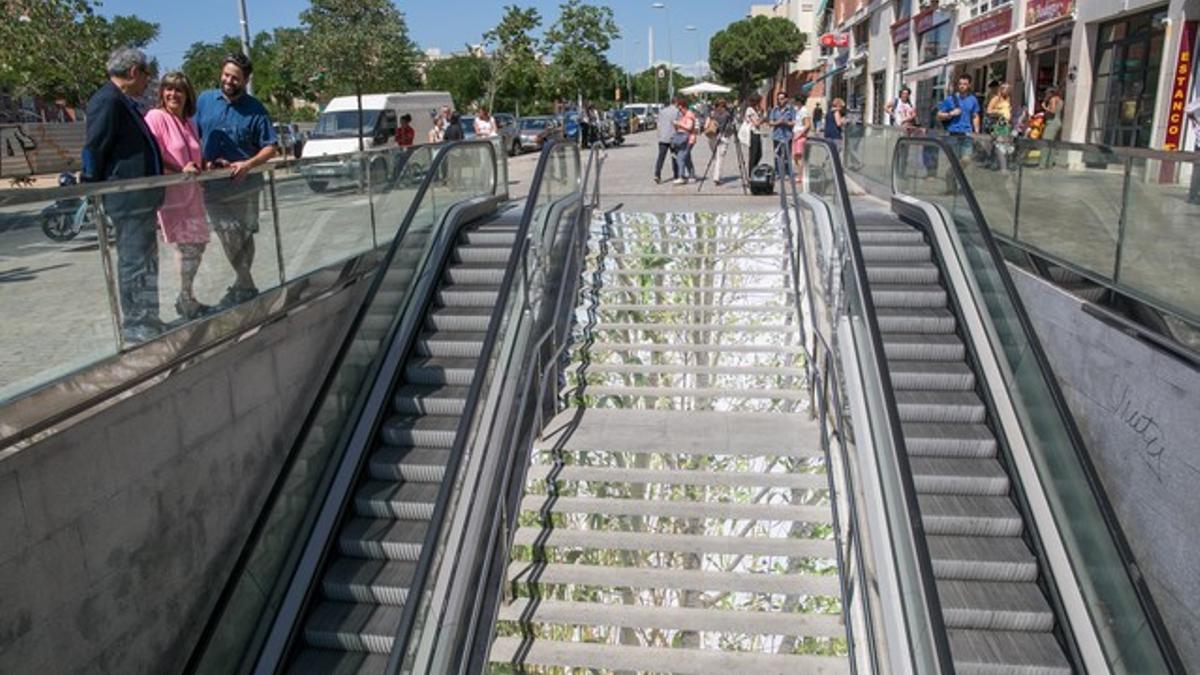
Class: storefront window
1087,8,1167,147
896,0,912,19
895,41,910,92
920,23,952,63
966,0,1012,18
915,72,948,128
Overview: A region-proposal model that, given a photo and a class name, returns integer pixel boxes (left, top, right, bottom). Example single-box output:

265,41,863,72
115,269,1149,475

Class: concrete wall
1010,267,1200,668
0,279,368,674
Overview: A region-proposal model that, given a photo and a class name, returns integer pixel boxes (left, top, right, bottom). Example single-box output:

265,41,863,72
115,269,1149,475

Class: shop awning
903,39,1011,82
801,65,847,93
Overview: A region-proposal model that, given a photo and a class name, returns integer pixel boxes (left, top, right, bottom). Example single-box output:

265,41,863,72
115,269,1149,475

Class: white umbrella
679,81,732,95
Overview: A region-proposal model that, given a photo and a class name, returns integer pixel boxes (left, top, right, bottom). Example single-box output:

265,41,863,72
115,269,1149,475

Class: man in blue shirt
195,52,277,306
937,74,982,161
768,91,796,178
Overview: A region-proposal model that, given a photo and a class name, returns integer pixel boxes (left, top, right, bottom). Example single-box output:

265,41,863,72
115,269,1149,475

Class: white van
300,91,452,191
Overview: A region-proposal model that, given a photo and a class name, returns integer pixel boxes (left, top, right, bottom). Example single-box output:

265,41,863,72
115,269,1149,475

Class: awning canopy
902,39,1011,83
679,81,732,95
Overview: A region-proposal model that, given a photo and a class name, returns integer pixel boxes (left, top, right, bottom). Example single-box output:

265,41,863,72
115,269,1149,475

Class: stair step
455,245,513,264
895,391,987,424
510,527,835,559
911,457,1010,496
506,561,840,597
354,481,440,519
461,230,518,245
436,285,499,307
593,322,791,333
866,264,941,284
601,236,785,246
404,357,478,386
587,342,805,355
860,243,931,262
322,558,415,605
882,333,966,361
489,637,851,672
570,363,806,378
937,580,1055,632
379,414,459,447
304,601,399,654
602,269,788,278
584,385,807,401
918,494,1023,537
426,307,493,332
443,264,505,285
594,285,788,296
604,252,782,262
290,649,388,674
338,518,427,560
520,495,831,524
857,228,925,244
523,464,828,491
871,283,948,309
414,332,484,358
948,629,1071,675
888,361,976,390
368,446,451,482
928,535,1038,582
902,423,998,458
600,304,791,315
497,598,844,638
876,308,957,334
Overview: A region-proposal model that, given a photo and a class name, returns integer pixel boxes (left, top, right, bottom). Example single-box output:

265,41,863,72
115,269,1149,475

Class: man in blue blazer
81,47,164,343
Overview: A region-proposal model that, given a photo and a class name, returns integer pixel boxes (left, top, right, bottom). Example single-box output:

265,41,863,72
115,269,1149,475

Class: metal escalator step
497,597,844,639
938,580,1055,632
912,457,1010,496
489,637,850,672
506,561,840,597
443,264,505,285
455,245,513,264
860,244,931,263
510,527,835,559
380,414,459,447
426,307,493,332
414,332,485,359
354,481,440,519
928,535,1038,582
871,283,948,309
888,361,976,390
368,446,451,482
520,495,831,524
903,423,998,458
322,558,416,605
866,264,941,284
404,357,478,386
857,228,925,244
948,629,1071,675
882,333,966,361
918,494,1023,537
876,308,957,334
290,649,387,675
338,518,426,560
461,229,518,245
895,391,987,424
304,601,400,653
436,285,500,307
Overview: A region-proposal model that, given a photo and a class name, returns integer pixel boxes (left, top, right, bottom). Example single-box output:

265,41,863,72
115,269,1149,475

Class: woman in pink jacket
144,72,211,319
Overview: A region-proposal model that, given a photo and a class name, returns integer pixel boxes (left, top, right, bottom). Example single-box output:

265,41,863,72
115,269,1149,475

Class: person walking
81,47,164,342
769,91,795,179
791,95,811,183
884,86,917,128
743,93,765,169
474,107,497,138
654,99,680,183
706,98,733,185
812,103,825,134
395,113,415,147
937,73,982,162
194,52,277,308
444,113,465,141
672,96,697,185
1040,86,1064,168
825,98,846,142
986,82,1014,171
144,71,211,320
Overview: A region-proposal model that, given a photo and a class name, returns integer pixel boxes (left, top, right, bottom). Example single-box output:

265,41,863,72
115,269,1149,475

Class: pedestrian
654,99,680,183
825,97,846,142
706,98,733,185
194,52,277,308
936,73,982,163
769,91,795,179
812,103,825,133
743,93,764,169
395,113,415,147
578,102,593,148
672,96,697,185
443,113,465,141
81,47,165,343
474,107,496,138
884,86,917,128
986,82,1014,171
791,95,812,183
143,71,211,320
1040,86,1064,168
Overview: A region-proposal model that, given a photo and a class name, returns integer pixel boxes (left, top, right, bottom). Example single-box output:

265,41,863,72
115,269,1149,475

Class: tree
181,35,246,92
425,55,490,111
297,0,422,101
543,0,620,104
483,5,543,114
629,67,697,105
709,15,806,99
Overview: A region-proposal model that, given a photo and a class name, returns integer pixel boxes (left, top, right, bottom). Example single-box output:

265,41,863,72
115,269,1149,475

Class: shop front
908,6,955,125
1086,5,1170,148
958,5,1014,98
1023,0,1075,121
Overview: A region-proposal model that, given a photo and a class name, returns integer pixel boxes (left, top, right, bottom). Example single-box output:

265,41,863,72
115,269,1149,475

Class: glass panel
1119,157,1200,320
274,152,378,274
0,198,118,403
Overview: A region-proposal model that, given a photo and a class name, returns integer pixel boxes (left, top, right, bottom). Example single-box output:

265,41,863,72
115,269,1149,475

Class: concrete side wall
0,279,368,674
1011,267,1200,668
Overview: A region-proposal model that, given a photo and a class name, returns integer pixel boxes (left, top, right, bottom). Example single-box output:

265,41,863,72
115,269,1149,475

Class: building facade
789,0,1200,150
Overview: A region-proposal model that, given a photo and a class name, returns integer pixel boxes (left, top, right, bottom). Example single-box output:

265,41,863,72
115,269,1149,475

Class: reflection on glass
1119,157,1200,320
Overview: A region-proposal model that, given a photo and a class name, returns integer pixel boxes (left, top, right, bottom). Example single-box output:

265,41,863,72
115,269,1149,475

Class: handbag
703,116,719,137
737,121,751,146
670,131,689,147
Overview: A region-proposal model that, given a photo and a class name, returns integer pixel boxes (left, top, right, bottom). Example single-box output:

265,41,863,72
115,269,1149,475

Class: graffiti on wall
0,125,37,178
1102,375,1168,483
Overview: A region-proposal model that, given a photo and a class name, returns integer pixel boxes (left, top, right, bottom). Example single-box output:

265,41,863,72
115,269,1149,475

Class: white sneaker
673,178,687,185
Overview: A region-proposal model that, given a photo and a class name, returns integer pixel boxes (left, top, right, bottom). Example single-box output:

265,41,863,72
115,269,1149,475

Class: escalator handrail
182,139,499,675
384,139,578,673
892,136,1187,673
803,137,957,673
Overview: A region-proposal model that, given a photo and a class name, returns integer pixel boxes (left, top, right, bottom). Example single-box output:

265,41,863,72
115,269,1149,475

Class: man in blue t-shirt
195,52,277,306
937,74,982,162
768,91,796,177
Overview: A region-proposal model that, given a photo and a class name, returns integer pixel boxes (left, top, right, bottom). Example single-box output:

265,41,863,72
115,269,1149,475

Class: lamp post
651,3,674,99
236,0,254,94
685,25,702,80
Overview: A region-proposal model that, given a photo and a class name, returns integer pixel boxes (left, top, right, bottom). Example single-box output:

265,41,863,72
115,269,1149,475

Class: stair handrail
892,135,1186,674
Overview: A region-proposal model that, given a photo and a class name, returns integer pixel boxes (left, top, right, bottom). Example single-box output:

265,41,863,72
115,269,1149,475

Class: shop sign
914,7,952,35
1025,0,1074,30
960,7,1012,46
891,17,911,44
1162,20,1198,152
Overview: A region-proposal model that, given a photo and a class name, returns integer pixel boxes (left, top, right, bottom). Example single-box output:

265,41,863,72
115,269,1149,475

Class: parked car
609,109,633,135
626,103,656,130
516,116,563,152
460,113,522,155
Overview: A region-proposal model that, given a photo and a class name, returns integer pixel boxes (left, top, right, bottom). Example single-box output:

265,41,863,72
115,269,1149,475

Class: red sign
891,17,911,44
914,8,952,34
1025,0,1074,30
820,33,850,48
960,7,1013,46
1162,20,1198,152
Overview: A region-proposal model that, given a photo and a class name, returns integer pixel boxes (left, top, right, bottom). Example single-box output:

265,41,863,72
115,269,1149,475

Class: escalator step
322,558,416,605
392,386,467,416
861,244,931,263
461,230,518,246
857,228,926,245
888,361,976,390
415,332,486,358
290,649,387,675
354,481,440,519
455,245,513,264
426,307,493,332
380,414,460,447
304,601,400,654
918,494,1023,537
948,629,1071,675
911,457,1009,496
338,517,427,560
368,446,452,482
895,390,987,424
902,423,997,458
404,357,478,386
871,283,948,309
437,285,500,308
882,333,966,361
866,264,941,284
876,308,957,334
444,264,506,286
938,580,1055,632
928,535,1038,582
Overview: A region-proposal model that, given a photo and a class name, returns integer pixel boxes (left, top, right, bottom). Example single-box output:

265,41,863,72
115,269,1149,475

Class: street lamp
651,2,674,99
685,25,701,80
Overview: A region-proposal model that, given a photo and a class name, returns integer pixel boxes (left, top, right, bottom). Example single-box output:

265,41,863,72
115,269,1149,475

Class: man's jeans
674,143,693,180
105,192,161,329
655,141,677,181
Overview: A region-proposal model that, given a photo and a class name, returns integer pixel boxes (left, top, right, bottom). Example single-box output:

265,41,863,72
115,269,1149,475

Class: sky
96,0,754,76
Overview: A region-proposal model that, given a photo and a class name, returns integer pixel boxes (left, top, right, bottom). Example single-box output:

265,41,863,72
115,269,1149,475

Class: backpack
703,116,719,137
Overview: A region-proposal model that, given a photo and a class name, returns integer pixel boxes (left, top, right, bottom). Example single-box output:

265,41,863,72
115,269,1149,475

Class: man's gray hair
106,47,150,78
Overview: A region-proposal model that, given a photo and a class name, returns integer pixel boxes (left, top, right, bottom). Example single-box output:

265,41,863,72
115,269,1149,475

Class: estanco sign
1025,0,1074,30
1162,20,1198,152
960,7,1013,46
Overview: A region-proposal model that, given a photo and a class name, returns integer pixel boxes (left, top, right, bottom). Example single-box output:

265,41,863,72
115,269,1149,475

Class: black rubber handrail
383,139,573,674
893,136,1186,674
182,140,498,675
807,137,957,672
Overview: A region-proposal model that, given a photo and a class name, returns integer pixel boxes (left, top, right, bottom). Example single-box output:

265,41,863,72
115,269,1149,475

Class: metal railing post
267,169,287,285
1113,156,1134,284
92,198,126,351
365,153,379,249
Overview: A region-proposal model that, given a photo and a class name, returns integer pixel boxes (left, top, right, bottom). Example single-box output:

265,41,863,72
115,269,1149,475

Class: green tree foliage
482,5,543,113
296,0,421,100
628,67,697,105
543,0,620,104
709,15,806,99
425,55,490,111
181,35,246,91
182,29,313,120
0,0,159,106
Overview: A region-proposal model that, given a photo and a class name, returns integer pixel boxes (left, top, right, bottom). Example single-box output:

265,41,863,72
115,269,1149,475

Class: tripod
696,114,749,194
